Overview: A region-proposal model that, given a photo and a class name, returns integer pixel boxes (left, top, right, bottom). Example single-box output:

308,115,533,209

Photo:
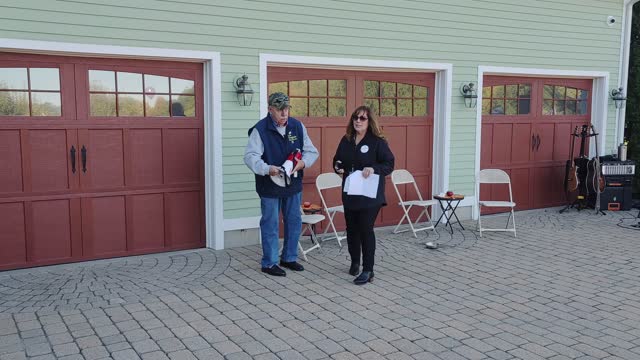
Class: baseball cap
268,92,290,110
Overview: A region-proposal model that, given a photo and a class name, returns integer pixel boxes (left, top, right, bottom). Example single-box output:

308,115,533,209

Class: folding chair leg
505,212,512,229
328,213,344,247
393,205,418,237
393,212,411,234
393,204,436,238
415,208,437,236
311,230,325,254
297,224,321,261
320,211,344,247
414,208,426,225
476,206,516,237
503,210,517,236
298,243,308,261
424,209,435,229
418,208,437,231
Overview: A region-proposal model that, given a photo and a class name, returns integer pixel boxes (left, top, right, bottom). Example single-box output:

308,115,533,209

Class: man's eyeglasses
354,116,368,122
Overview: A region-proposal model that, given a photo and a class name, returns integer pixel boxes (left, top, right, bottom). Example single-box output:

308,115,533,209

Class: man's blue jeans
260,192,302,268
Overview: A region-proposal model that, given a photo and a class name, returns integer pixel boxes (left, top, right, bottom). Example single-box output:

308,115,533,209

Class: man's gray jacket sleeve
301,123,319,168
244,129,270,176
244,124,319,175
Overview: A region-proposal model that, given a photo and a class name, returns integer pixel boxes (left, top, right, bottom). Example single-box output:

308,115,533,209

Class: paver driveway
1,208,639,359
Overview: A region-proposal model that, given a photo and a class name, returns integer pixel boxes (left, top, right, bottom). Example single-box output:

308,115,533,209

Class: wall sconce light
234,74,254,106
610,87,626,109
460,82,478,108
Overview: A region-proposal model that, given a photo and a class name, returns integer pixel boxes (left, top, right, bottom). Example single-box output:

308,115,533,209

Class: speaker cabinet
600,185,633,211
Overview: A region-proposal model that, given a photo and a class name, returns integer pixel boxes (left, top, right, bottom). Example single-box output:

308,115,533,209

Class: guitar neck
577,125,589,158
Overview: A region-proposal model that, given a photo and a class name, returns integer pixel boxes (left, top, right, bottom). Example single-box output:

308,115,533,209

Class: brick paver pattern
1,208,640,359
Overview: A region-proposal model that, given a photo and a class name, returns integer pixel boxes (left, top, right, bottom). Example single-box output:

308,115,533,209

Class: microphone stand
592,127,605,216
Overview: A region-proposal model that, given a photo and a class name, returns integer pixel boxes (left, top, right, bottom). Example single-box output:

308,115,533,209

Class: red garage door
268,67,435,229
0,52,204,270
481,76,592,212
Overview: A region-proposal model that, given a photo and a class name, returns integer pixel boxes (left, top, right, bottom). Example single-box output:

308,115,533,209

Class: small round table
302,204,323,215
433,194,465,234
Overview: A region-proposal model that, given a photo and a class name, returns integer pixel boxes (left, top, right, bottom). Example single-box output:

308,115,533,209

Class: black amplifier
599,160,635,211
601,160,635,176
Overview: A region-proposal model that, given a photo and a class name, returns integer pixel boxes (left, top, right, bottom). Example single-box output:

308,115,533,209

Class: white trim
433,67,452,201
479,66,609,79
452,196,476,209
205,56,225,250
0,38,213,61
224,216,261,231
590,76,610,155
474,66,610,219
0,38,225,250
259,53,452,204
618,0,639,144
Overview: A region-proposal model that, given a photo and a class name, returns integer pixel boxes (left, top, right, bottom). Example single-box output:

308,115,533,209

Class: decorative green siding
0,0,624,219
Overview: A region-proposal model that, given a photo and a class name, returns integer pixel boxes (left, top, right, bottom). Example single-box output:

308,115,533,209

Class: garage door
481,76,592,212
0,52,204,270
268,67,435,228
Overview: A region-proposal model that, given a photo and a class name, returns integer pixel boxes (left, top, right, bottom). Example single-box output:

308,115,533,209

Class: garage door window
364,80,428,117
0,67,61,116
482,84,531,115
89,70,195,117
269,80,347,118
542,85,589,116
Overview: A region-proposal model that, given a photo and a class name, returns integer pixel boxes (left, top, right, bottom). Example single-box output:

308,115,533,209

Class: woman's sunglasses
354,116,368,122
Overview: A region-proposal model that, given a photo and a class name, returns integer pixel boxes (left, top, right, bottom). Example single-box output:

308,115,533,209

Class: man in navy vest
244,93,319,276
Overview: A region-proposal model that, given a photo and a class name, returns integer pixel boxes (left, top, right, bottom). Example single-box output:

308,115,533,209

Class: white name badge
360,145,369,153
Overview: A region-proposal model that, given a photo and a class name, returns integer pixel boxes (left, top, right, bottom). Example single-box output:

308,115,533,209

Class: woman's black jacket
332,131,395,210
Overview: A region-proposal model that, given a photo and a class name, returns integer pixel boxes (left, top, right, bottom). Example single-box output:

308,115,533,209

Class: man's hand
293,159,305,173
362,167,375,178
268,166,281,176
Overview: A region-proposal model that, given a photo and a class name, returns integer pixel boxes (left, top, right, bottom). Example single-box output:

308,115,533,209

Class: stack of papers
343,170,379,199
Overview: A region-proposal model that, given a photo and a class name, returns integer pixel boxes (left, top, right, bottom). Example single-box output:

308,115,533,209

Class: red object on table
435,194,464,200
302,203,323,214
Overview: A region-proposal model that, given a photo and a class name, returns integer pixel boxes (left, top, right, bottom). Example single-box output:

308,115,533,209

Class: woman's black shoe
353,271,374,285
349,262,360,276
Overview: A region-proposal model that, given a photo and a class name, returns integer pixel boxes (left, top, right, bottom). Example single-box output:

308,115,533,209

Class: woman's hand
334,160,344,174
362,167,374,178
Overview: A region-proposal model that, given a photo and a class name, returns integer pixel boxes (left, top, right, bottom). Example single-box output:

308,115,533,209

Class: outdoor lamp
460,82,478,109
234,74,254,106
610,87,626,109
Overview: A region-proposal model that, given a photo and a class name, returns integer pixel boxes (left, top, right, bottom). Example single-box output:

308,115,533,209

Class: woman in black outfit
333,105,395,285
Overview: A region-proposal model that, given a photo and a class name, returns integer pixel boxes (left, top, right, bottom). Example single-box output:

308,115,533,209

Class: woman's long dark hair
346,105,385,139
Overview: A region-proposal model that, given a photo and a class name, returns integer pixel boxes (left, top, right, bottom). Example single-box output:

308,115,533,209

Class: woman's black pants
344,205,381,272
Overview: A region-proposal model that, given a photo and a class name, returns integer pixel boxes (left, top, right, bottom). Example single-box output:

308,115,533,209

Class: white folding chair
391,169,437,238
299,208,325,261
315,173,346,246
476,169,517,237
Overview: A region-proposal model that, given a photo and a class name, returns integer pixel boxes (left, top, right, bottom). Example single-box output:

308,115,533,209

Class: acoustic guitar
585,125,605,194
564,126,579,193
574,125,594,196
586,156,605,194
